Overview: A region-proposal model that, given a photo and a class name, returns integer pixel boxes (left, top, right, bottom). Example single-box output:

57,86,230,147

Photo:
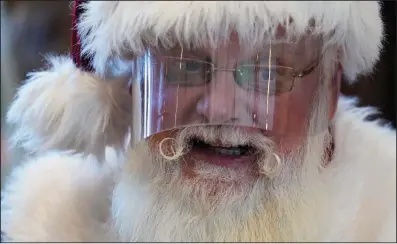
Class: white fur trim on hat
6,57,131,160
77,1,384,82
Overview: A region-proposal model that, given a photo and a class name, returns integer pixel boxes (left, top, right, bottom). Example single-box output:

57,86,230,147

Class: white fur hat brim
77,1,384,82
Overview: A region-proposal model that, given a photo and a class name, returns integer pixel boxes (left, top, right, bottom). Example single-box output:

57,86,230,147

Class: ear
328,63,342,121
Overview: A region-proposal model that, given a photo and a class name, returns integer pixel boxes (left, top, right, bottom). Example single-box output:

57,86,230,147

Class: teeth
213,147,243,156
207,141,234,148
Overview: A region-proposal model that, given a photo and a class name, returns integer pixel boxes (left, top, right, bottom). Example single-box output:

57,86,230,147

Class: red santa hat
6,0,384,161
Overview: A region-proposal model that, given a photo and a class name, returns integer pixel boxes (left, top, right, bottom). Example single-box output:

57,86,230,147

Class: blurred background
0,1,396,187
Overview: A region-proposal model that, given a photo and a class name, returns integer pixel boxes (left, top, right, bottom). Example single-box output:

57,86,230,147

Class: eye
260,68,276,81
235,64,293,94
169,60,205,73
165,58,211,86
235,65,277,85
185,60,203,72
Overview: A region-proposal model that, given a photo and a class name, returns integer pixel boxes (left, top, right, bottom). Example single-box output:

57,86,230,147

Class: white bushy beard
111,89,333,242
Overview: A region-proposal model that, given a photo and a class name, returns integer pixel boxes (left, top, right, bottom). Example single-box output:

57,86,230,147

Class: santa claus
1,0,395,242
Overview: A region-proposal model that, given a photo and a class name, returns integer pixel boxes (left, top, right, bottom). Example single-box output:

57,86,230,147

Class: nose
196,72,238,124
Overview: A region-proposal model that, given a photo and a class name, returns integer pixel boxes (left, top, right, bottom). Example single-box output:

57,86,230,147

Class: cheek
149,86,204,132
277,77,322,151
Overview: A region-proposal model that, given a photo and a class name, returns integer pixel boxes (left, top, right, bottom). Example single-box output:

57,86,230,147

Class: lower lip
185,146,257,169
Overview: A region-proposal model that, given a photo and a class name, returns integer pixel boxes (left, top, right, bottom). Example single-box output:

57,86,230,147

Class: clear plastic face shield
127,37,330,148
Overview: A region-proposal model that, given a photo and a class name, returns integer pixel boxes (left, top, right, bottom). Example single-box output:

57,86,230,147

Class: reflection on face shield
129,41,326,146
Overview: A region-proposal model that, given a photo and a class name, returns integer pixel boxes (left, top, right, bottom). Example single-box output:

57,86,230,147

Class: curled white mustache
156,125,282,177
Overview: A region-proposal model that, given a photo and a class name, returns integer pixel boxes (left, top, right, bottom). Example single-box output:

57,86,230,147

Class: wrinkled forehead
120,33,323,66
77,1,383,80
165,31,321,55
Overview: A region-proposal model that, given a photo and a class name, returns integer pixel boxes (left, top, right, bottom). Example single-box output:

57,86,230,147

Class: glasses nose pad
233,69,242,85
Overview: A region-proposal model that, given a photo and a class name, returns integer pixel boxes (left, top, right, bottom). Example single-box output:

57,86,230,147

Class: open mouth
184,137,259,168
190,138,258,156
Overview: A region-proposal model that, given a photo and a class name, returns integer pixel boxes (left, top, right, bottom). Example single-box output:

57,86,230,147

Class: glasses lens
235,64,294,94
165,58,211,86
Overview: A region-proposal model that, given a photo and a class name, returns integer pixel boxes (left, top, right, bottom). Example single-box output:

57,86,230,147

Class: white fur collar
1,96,395,242
324,97,396,241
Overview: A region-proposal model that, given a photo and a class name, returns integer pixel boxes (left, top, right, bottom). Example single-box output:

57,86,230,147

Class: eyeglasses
159,55,321,95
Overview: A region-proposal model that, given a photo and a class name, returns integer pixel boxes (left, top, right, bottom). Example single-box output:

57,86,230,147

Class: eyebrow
169,47,209,57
